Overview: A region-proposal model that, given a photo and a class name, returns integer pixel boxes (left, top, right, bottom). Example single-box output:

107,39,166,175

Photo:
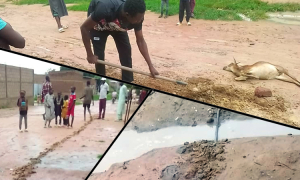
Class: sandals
58,28,65,33
58,25,68,33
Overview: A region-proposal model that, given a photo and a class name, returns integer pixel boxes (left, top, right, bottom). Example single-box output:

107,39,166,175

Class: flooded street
0,100,130,180
95,118,300,173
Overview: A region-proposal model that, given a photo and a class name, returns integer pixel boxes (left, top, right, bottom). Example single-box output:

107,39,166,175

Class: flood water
94,119,300,173
38,151,99,171
267,12,300,25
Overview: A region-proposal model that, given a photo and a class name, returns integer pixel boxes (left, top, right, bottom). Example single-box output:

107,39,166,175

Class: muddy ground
1,1,300,127
0,100,138,180
128,91,248,133
89,135,300,180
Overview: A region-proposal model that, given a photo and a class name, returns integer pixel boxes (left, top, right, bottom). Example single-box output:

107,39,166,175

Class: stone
254,87,272,97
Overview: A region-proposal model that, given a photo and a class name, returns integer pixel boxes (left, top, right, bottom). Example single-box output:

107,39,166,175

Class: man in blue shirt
0,17,25,50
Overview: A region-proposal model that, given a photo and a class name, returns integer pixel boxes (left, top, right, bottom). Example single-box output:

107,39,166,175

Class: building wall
48,71,96,97
34,74,46,84
0,64,34,108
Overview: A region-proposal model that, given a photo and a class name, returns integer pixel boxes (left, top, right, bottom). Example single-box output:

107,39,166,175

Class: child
61,95,69,127
37,93,41,104
44,89,55,128
67,87,76,128
54,92,64,127
177,0,192,26
159,0,169,19
48,0,69,33
17,90,28,132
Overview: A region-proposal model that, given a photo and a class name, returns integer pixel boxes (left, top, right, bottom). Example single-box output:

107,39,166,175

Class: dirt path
1,1,300,127
89,135,300,180
0,99,137,180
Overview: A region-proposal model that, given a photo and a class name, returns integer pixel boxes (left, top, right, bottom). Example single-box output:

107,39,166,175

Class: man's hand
149,66,159,78
87,55,98,64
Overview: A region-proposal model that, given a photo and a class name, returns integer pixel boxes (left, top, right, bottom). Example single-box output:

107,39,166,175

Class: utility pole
215,108,221,142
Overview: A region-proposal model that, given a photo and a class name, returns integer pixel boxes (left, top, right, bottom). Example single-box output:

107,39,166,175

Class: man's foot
191,13,195,18
48,126,52,128
164,15,168,19
159,15,163,18
19,130,23,133
102,118,105,120
62,25,68,29
25,129,28,132
44,126,47,128
176,22,182,26
58,28,65,33
187,22,192,26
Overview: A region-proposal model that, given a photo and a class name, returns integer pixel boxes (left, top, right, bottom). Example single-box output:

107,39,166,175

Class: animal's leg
275,74,300,86
235,76,248,81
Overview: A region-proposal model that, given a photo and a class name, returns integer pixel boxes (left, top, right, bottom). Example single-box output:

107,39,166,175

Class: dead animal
223,57,300,87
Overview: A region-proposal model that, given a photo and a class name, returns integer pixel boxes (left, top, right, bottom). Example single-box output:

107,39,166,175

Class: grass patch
14,0,300,21
97,154,103,159
75,101,82,105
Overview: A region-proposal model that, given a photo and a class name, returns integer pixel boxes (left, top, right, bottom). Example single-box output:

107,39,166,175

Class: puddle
94,119,300,173
38,151,99,171
267,12,300,25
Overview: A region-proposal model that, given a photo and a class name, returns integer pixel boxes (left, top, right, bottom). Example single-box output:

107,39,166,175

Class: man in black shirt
80,0,159,83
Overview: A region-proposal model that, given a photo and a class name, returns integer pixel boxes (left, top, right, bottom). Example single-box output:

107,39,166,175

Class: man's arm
134,29,159,77
0,22,25,49
80,2,109,64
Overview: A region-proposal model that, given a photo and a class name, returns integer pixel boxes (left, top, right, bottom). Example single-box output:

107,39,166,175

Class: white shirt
112,92,117,98
99,82,109,99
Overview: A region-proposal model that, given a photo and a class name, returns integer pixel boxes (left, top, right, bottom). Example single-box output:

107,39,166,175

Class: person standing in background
48,0,69,33
190,0,196,18
44,89,55,128
112,91,117,104
159,0,169,19
0,17,25,50
42,76,52,120
61,95,69,127
116,83,128,121
98,78,109,120
54,92,64,127
80,81,94,121
17,90,28,132
67,87,77,128
177,0,191,26
139,89,147,105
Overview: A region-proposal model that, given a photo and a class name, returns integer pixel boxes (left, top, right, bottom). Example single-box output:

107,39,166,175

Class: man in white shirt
98,77,109,120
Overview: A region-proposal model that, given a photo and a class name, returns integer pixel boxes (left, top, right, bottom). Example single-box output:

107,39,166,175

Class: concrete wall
0,64,34,108
34,74,46,84
48,71,96,97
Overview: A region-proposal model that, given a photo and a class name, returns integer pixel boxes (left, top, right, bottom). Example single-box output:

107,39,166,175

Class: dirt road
0,100,137,180
89,135,300,180
1,1,300,127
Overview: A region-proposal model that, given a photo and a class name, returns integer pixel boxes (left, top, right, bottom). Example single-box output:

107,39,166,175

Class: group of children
17,87,77,132
160,0,196,26
43,87,77,128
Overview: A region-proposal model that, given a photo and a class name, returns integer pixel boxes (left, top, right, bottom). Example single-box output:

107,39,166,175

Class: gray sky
0,50,60,74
